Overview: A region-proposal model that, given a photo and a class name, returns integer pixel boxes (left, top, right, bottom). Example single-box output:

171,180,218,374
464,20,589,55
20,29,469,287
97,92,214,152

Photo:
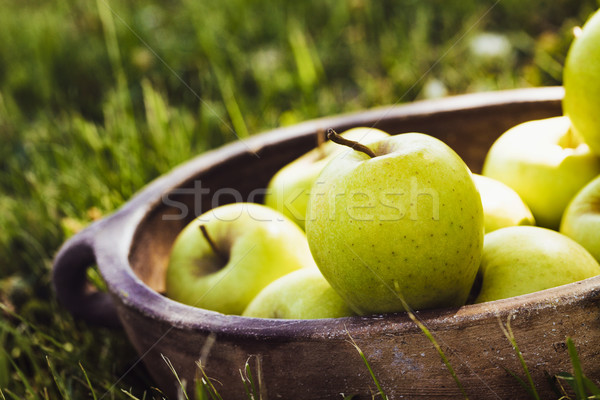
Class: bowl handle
52,225,122,328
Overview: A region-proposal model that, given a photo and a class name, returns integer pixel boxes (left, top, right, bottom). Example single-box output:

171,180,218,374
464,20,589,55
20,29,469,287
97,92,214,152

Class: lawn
1,0,599,398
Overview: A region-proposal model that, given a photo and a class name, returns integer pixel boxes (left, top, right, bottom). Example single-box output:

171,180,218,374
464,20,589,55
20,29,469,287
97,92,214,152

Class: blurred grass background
0,0,599,398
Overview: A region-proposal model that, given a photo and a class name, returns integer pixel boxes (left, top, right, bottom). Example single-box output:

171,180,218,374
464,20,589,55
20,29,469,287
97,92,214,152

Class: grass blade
78,362,97,400
239,369,253,400
245,359,257,398
562,337,600,399
388,286,468,399
162,354,189,400
46,355,70,400
403,308,467,399
556,372,579,399
544,370,566,399
195,360,223,400
3,352,36,398
0,388,23,400
501,366,538,398
499,315,539,400
120,389,143,399
213,69,249,139
0,328,9,389
583,376,600,399
345,330,387,400
343,245,468,398
565,338,586,399
239,356,259,400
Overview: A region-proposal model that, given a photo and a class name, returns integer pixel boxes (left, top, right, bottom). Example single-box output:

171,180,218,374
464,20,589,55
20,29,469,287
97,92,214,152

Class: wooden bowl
53,87,600,399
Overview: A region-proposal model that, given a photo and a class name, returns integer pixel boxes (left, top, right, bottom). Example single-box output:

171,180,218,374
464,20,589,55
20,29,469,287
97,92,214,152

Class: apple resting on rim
474,226,600,303
242,268,356,319
166,202,316,315
305,129,484,315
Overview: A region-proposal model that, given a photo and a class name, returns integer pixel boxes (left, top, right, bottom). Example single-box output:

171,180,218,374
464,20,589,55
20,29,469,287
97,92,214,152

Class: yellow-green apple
563,9,600,155
166,203,316,315
242,268,355,319
482,116,600,229
264,127,389,229
305,130,484,315
472,174,535,233
474,226,600,303
560,175,600,262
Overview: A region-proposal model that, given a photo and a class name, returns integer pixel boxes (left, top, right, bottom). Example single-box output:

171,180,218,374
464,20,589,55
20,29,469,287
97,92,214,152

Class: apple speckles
306,132,483,314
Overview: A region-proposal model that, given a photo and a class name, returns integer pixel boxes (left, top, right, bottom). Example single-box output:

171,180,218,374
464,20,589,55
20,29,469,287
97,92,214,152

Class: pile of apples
165,9,600,319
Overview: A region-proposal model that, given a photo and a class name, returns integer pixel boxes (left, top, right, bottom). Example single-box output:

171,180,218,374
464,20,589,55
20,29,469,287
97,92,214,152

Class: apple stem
199,225,227,263
327,128,377,158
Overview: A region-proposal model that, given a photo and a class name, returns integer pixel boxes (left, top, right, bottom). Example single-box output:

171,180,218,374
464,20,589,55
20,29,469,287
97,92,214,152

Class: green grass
1,0,600,398
555,338,600,399
500,315,541,400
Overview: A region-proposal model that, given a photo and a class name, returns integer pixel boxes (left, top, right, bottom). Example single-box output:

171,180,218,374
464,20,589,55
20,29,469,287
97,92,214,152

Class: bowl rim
84,86,600,339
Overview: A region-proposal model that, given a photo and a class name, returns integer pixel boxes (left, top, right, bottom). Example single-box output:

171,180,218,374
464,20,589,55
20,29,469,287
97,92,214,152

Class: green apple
472,174,535,233
264,127,389,230
560,175,600,262
166,202,316,315
474,226,600,303
305,131,484,315
482,116,600,229
563,9,600,155
242,268,355,319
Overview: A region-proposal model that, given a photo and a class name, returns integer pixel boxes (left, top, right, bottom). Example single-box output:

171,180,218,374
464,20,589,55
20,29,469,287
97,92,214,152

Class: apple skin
242,268,355,319
472,174,535,233
166,203,316,315
474,226,600,303
482,116,600,229
305,133,484,315
264,127,389,230
560,175,600,262
563,9,600,155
